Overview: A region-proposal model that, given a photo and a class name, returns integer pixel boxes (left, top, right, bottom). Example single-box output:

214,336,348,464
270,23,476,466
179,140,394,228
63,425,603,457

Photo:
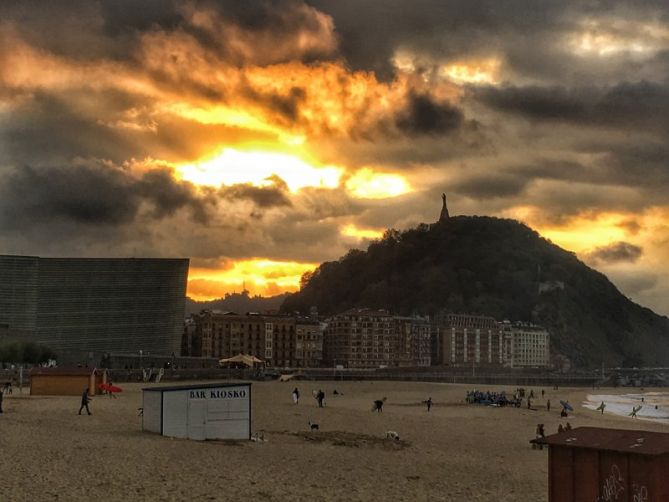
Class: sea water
583,393,669,424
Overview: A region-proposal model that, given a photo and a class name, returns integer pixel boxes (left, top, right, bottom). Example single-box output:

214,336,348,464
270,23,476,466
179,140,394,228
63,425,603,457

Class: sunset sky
1,1,668,314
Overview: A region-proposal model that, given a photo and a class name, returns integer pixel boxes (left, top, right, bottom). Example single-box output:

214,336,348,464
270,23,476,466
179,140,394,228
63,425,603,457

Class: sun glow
506,206,633,253
345,168,411,199
188,259,318,300
439,58,501,85
176,148,341,192
341,224,384,240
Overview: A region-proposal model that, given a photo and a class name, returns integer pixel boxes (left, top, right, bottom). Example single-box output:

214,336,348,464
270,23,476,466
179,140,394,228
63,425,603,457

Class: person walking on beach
426,397,433,412
372,397,386,413
78,388,92,415
0,386,4,414
546,399,551,412
292,387,300,405
630,405,641,419
108,380,117,399
316,389,325,408
596,401,606,414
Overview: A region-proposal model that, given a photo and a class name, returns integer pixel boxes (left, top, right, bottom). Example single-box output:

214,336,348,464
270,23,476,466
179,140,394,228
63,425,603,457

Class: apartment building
183,311,324,368
433,313,504,367
500,320,550,368
323,309,431,368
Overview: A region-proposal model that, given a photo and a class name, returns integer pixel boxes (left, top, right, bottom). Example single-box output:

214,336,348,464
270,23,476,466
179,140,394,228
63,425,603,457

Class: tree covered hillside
282,216,669,368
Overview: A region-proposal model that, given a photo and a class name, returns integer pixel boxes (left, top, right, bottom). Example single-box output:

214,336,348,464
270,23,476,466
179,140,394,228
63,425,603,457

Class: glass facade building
0,255,188,362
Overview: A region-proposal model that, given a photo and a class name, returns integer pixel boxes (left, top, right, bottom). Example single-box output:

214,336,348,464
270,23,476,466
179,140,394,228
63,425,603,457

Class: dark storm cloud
0,92,142,166
137,169,212,222
586,241,644,264
474,82,669,133
220,182,292,208
452,174,529,199
308,0,572,78
0,164,212,229
241,84,307,123
395,93,464,136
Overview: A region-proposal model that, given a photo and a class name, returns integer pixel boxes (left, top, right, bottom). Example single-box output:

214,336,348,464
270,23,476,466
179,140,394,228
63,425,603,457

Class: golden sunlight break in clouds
176,148,341,192
340,224,385,240
345,168,411,199
175,148,412,199
439,58,502,85
187,259,318,300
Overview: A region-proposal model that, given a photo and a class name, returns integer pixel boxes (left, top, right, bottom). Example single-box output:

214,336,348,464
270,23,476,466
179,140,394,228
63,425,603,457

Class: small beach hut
543,426,669,501
142,382,252,440
30,367,107,396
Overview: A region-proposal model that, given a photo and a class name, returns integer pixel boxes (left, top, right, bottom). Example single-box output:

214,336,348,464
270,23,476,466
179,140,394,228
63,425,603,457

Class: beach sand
1,381,667,501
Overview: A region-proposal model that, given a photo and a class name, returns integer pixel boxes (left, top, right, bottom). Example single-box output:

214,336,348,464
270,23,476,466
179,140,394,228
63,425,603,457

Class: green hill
281,216,669,368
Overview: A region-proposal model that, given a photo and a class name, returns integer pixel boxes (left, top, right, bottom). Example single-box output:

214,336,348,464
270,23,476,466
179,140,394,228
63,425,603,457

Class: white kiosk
142,382,251,440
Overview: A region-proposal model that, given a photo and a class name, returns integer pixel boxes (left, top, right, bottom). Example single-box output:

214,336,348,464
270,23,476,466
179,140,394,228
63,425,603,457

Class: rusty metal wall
549,446,669,501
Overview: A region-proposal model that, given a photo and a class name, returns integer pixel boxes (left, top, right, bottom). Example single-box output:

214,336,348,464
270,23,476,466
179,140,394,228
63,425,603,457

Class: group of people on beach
466,389,521,407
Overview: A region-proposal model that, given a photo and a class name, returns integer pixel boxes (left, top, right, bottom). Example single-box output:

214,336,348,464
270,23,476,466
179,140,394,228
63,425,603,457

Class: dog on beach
385,431,400,441
308,420,319,431
251,431,266,442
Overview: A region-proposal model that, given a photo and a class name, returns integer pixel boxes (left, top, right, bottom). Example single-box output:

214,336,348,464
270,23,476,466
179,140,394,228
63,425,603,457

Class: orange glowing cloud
340,224,385,240
175,148,341,192
503,206,669,260
345,168,412,199
188,259,317,300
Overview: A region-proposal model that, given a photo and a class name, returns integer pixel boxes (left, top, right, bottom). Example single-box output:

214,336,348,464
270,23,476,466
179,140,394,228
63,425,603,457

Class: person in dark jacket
0,387,4,413
316,389,325,408
426,397,433,412
372,397,387,413
78,388,92,415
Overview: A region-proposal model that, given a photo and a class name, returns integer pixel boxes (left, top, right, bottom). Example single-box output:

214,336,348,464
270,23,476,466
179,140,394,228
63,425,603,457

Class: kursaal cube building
0,255,189,362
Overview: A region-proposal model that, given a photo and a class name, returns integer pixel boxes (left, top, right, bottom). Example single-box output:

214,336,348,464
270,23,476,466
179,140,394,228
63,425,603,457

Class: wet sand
1,381,667,501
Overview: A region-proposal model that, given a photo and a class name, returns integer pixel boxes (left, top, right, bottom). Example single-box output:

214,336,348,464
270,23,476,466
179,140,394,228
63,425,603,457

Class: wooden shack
142,382,252,440
543,426,669,501
30,367,107,396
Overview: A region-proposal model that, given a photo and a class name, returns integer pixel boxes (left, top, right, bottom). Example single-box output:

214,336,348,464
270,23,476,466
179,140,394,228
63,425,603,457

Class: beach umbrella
560,400,573,411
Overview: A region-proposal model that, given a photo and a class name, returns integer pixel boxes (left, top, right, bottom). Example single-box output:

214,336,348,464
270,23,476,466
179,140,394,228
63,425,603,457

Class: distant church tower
439,193,450,221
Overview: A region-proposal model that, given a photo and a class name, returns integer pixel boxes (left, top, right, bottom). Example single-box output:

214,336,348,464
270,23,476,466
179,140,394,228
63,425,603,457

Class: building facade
0,255,189,362
500,321,550,368
433,313,504,367
432,313,551,368
184,311,324,368
322,309,431,368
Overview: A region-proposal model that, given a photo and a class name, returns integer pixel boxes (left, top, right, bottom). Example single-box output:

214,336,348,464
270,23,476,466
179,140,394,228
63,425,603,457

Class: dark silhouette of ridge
281,216,669,368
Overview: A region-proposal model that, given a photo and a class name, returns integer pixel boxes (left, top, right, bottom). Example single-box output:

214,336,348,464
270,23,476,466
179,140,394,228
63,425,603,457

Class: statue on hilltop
439,193,450,222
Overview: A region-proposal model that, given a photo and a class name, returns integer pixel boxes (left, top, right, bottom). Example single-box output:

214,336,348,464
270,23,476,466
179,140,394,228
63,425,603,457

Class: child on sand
292,387,300,404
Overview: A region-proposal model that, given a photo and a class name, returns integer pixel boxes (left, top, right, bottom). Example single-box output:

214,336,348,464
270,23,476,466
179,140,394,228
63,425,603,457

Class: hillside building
500,320,550,368
184,311,324,368
322,309,431,368
432,313,551,369
0,255,188,363
433,313,504,367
